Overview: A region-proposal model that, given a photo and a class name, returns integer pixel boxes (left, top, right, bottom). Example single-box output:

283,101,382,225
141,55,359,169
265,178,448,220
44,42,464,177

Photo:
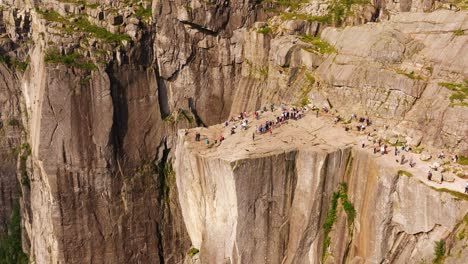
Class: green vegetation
19,143,31,188
297,90,311,106
322,191,339,262
300,35,336,54
296,72,315,106
439,81,468,107
457,155,468,166
452,0,468,10
35,9,69,24
160,163,175,202
162,114,175,123
263,0,331,23
433,240,445,264
280,12,331,23
390,141,404,147
8,119,21,127
162,109,194,124
266,0,371,25
135,6,152,20
339,183,356,223
412,147,424,154
327,0,371,25
74,17,131,42
264,0,309,11
453,29,464,36
179,109,195,124
428,186,468,201
396,69,423,80
398,170,413,177
0,201,29,264
0,55,29,72
245,59,269,80
187,247,199,257
45,50,97,71
457,228,466,240
80,75,92,85
36,9,130,43
322,182,356,262
257,25,272,35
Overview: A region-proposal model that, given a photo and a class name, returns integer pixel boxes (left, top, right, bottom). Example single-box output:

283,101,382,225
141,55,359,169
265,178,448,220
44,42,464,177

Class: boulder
442,173,455,183
432,171,443,183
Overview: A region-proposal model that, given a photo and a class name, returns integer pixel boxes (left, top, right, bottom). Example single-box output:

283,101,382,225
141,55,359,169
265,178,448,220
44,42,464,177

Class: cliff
0,0,467,263
175,111,468,264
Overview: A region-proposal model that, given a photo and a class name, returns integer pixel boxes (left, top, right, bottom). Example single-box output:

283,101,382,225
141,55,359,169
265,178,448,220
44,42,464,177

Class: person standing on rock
465,183,468,194
427,170,432,181
252,133,255,141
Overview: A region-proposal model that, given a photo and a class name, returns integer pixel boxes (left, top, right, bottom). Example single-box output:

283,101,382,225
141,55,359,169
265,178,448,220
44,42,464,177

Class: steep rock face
175,131,468,263
19,41,193,262
153,0,269,125
0,64,21,235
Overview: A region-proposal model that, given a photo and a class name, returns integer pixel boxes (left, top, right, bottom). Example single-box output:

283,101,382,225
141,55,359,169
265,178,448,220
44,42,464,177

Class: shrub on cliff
0,202,28,264
433,240,445,263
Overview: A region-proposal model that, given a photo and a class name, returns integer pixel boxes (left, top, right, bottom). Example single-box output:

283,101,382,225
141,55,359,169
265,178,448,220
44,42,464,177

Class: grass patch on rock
395,69,423,80
433,240,445,264
300,35,336,54
135,6,152,20
428,186,468,201
187,247,199,257
264,0,309,11
257,25,272,35
439,81,468,107
398,170,413,177
457,155,468,166
322,182,356,262
454,29,464,36
36,9,130,43
0,55,29,72
45,50,97,70
0,201,29,264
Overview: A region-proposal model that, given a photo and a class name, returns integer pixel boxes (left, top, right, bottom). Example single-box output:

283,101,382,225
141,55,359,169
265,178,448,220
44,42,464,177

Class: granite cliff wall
175,131,468,263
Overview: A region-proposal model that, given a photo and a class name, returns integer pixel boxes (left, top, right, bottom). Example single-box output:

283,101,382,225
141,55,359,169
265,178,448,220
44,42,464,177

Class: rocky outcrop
316,10,467,152
175,129,468,263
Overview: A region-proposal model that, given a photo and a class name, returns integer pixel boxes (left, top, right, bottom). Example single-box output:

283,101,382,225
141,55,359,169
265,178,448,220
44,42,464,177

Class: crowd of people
193,104,311,146
191,103,467,193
